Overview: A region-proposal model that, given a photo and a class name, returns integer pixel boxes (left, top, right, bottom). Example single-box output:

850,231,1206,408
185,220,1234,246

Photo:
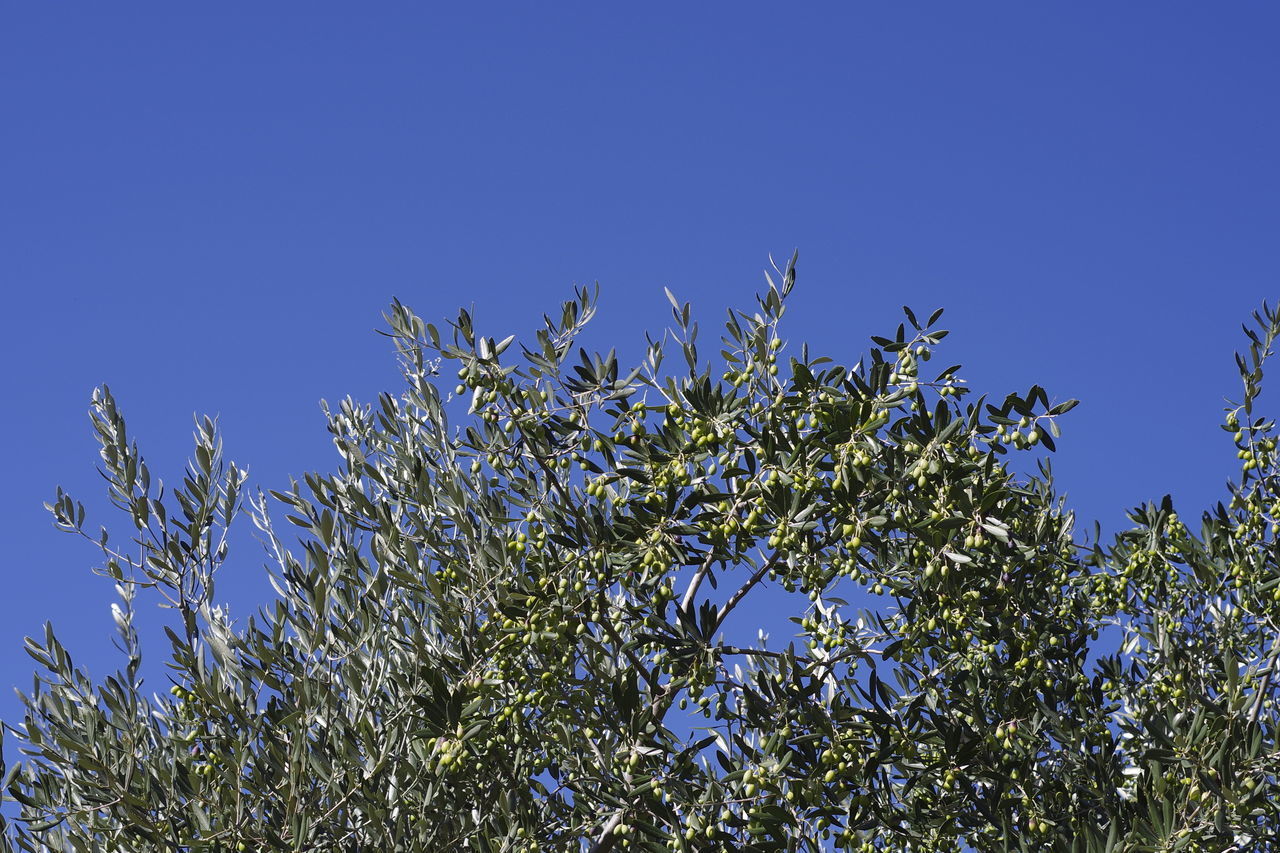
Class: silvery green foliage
4,260,1280,851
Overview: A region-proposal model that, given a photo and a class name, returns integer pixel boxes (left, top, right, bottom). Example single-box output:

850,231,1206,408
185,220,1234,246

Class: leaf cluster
4,260,1280,852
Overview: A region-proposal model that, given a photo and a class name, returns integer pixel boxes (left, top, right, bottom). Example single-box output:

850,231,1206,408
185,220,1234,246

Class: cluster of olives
1234,429,1276,472
989,416,1041,449
722,336,784,387
815,741,863,788
798,611,856,653
644,458,694,490
169,686,229,778
887,346,925,393
992,719,1021,753
764,522,805,552
504,523,548,555
169,683,198,716
453,361,529,401
683,417,731,451
431,733,466,773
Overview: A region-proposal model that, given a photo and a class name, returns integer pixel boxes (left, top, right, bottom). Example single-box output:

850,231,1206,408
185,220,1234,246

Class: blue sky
3,4,1279,767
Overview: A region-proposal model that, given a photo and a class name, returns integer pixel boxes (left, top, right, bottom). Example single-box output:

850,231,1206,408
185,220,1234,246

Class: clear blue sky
3,4,1279,761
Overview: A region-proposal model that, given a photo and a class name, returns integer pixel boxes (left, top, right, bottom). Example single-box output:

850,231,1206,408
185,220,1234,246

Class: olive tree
3,256,1279,851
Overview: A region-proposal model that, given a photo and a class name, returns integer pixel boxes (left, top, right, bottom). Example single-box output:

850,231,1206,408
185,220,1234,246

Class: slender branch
1248,625,1280,725
589,810,627,853
678,545,720,616
596,606,660,695
680,495,749,615
718,645,790,659
711,551,781,636
680,548,721,614
718,644,883,662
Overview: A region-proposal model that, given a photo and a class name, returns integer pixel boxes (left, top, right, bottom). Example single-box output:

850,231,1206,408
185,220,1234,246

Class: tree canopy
4,256,1280,851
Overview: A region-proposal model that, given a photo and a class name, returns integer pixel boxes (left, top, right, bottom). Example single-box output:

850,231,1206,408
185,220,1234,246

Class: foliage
3,256,1280,851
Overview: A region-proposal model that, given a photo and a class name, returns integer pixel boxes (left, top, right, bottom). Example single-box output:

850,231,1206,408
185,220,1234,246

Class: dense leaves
4,258,1280,851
